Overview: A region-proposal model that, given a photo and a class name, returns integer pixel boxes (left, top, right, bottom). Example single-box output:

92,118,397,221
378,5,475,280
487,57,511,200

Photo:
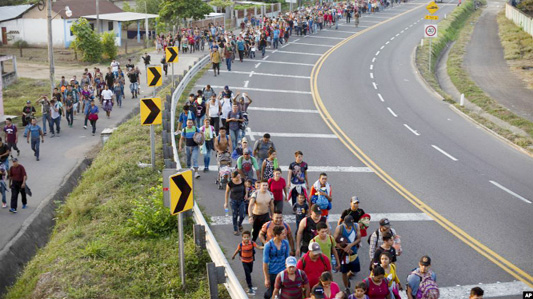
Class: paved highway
189,1,533,298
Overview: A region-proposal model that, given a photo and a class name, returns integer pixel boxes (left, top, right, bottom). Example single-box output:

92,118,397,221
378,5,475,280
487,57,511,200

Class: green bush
71,18,103,62
101,31,118,60
128,184,177,238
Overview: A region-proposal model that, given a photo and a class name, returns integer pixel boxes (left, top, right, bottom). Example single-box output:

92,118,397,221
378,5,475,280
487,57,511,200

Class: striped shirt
274,269,309,299
237,241,257,263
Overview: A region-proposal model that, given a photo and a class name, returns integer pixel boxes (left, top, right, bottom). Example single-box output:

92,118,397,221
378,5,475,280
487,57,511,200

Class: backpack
238,241,256,261
279,269,302,284
314,192,329,210
300,253,328,271
363,277,389,293
412,269,439,299
193,129,204,145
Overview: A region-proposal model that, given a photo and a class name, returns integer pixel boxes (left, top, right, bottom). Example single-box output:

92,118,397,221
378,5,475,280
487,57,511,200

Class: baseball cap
26,100,31,104
308,241,322,254
351,196,360,204
379,218,391,227
243,148,250,154
344,215,354,226
224,85,229,90
311,285,325,298
12,157,18,162
311,204,321,214
420,255,431,266
241,137,248,143
286,256,297,268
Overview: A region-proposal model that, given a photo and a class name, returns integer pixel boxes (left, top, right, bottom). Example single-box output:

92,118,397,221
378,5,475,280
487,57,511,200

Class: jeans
2,159,9,171
204,140,213,169
261,46,266,57
130,82,139,94
31,138,40,158
212,62,220,75
66,110,73,126
0,181,6,204
238,50,244,61
195,115,205,128
273,37,279,49
49,116,61,134
230,199,245,232
186,145,199,169
264,273,278,299
90,119,97,134
10,181,26,211
243,262,254,289
42,113,50,134
226,58,232,71
229,128,240,150
116,94,122,107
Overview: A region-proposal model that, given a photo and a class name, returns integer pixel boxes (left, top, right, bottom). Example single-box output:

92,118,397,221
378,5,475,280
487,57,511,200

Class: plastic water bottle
225,208,229,217
332,255,338,273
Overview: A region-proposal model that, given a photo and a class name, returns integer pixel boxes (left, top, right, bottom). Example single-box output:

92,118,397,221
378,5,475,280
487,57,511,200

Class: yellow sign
166,46,179,63
147,66,162,87
426,1,439,14
425,15,439,20
170,170,194,215
140,98,162,125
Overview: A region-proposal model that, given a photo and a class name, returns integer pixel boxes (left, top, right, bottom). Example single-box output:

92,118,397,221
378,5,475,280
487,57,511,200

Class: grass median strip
5,74,228,298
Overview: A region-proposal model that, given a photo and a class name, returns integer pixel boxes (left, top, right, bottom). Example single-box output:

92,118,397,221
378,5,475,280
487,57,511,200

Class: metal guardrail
171,55,248,299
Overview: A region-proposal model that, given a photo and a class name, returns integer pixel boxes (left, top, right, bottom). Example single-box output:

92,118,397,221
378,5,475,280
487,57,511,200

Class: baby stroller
216,152,233,190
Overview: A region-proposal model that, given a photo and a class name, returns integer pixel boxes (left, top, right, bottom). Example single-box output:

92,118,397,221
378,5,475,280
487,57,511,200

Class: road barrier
170,55,248,298
506,3,533,38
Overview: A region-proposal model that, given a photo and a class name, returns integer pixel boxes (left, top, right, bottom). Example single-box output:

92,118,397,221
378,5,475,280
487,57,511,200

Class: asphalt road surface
188,1,533,298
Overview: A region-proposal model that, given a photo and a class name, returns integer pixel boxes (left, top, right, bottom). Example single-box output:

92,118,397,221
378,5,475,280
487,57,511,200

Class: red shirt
268,177,286,202
296,252,331,289
365,277,390,299
9,164,26,182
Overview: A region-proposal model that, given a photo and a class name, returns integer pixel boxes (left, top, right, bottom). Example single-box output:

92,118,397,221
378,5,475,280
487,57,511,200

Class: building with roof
0,0,157,48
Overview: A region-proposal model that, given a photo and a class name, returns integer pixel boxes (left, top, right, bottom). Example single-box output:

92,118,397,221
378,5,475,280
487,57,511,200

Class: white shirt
221,98,232,120
101,89,113,100
50,102,63,119
111,61,120,72
208,99,220,117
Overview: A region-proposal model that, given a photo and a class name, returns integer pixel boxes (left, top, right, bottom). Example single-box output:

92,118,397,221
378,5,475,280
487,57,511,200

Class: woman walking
261,148,278,181
224,171,246,235
87,100,99,136
200,118,215,172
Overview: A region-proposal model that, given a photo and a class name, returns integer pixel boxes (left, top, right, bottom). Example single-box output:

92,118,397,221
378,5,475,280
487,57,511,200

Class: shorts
340,256,360,274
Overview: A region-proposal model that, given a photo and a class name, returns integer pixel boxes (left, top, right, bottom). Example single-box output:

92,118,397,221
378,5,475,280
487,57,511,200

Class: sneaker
43,133,47,136
239,226,243,232
246,289,255,296
251,287,257,291
84,126,87,129
2,203,7,208
22,204,27,209
17,150,20,156
50,134,55,138
195,171,200,179
233,231,240,236
203,168,208,173
36,157,39,161
9,208,16,213
92,133,95,136
344,288,351,295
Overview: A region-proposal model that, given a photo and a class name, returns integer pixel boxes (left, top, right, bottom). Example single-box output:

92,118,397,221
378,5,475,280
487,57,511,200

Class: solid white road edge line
256,60,315,67
195,85,312,95
210,213,433,226
291,42,334,48
271,50,322,56
246,131,337,138
207,165,373,173
404,124,420,136
489,181,532,204
247,107,319,114
209,70,310,79
431,145,459,161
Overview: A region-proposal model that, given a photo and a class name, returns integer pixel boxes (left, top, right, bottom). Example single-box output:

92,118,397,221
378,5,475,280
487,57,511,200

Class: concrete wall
506,3,533,37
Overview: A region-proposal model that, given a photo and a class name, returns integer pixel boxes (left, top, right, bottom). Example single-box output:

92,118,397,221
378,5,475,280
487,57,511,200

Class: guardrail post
194,224,206,250
207,263,226,299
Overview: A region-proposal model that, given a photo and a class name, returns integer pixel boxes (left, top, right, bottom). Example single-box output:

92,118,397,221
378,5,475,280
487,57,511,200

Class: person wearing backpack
263,225,290,299
258,210,295,255
297,241,331,290
231,230,263,296
406,256,438,299
226,103,243,150
178,119,201,178
272,256,310,299
368,218,397,265
309,173,332,218
296,204,327,257
311,222,341,273
334,215,361,294
363,266,391,299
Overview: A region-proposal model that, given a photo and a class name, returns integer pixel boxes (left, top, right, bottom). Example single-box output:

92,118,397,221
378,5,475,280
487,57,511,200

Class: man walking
26,118,44,161
3,118,20,157
178,119,201,179
49,99,63,137
8,158,27,213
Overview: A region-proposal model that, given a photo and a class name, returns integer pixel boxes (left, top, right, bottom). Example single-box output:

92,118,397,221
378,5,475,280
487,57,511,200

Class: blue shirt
407,269,437,295
179,111,196,128
237,40,245,51
263,239,289,274
273,29,280,39
27,124,42,139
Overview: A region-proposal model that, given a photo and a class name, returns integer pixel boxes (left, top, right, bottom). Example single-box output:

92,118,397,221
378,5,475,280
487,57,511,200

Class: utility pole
47,0,55,97
96,0,100,34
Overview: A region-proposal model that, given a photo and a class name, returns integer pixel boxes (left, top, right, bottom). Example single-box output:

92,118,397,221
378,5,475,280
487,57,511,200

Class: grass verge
5,74,226,298
3,78,48,121
446,8,533,149
496,10,533,89
415,0,533,152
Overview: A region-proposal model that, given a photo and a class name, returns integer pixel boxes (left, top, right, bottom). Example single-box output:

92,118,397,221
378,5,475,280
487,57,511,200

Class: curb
0,158,92,294
410,36,533,159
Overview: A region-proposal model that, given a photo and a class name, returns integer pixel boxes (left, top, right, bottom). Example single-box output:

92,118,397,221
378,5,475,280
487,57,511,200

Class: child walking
232,230,263,295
